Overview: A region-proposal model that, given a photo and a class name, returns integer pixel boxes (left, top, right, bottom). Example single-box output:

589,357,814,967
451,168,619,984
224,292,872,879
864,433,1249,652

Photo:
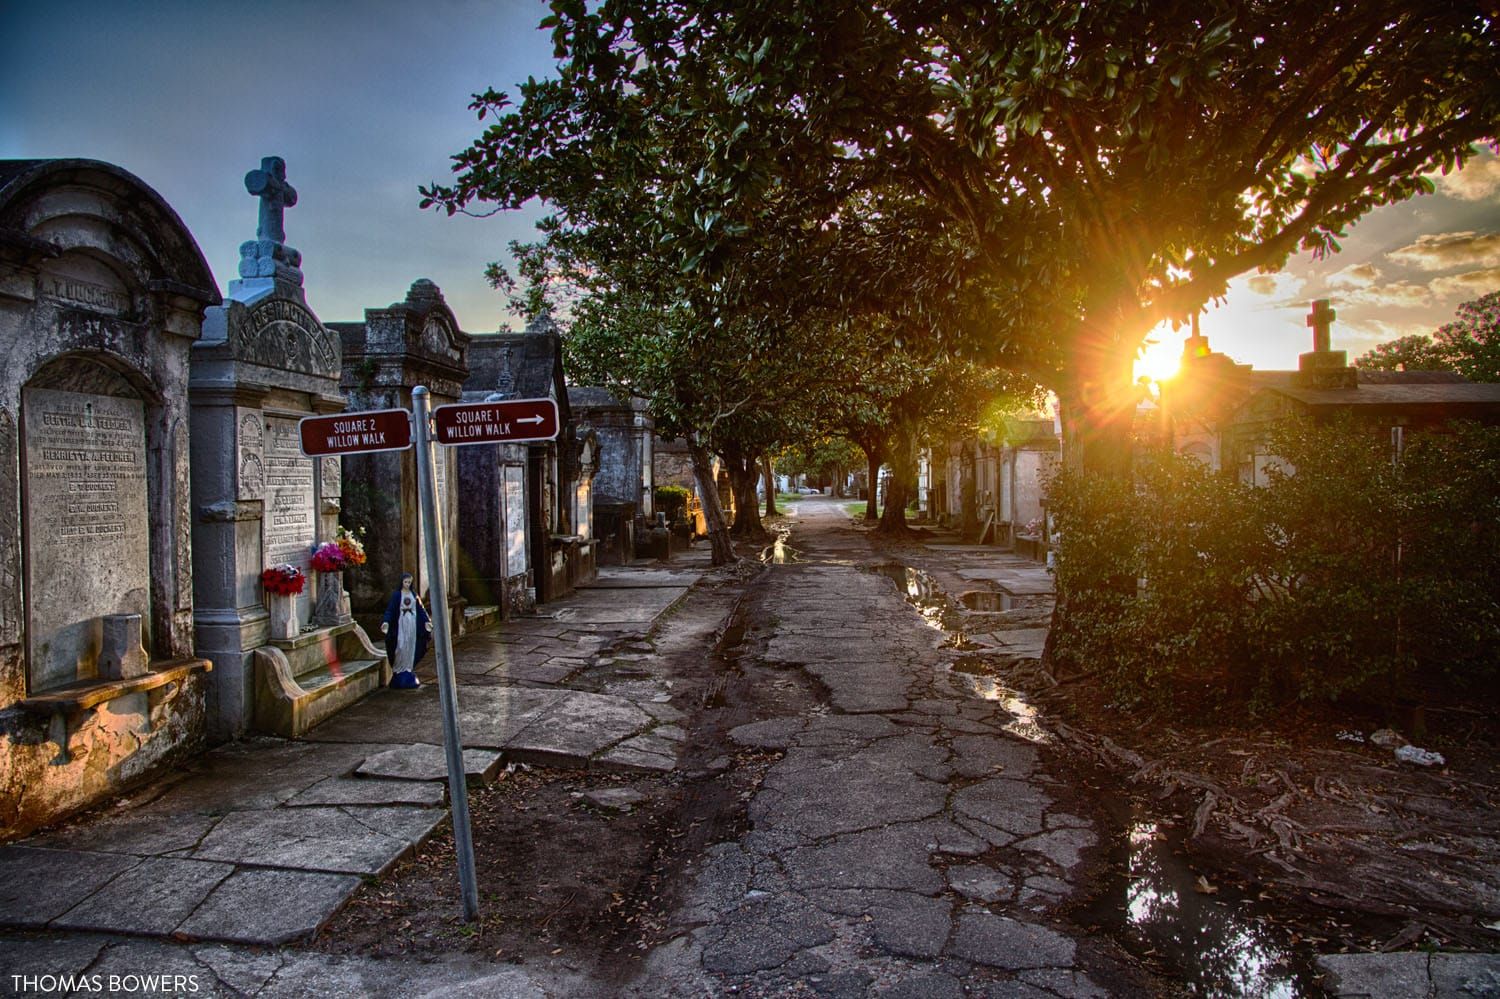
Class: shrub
655,485,692,521
1049,419,1500,720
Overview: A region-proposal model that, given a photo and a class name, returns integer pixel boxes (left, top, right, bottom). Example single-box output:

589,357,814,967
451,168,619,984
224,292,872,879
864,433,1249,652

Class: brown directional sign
298,408,413,457
432,398,560,446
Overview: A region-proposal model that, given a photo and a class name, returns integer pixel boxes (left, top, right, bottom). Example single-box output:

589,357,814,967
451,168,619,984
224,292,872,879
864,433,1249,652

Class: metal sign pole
411,385,480,921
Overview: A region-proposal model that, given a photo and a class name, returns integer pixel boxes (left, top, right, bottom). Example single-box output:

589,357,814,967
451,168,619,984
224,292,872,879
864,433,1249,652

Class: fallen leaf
1194,875,1219,895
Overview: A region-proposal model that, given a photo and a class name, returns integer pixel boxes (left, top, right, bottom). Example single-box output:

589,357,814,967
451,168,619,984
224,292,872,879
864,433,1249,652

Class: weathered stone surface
0,933,109,985
356,744,503,784
1315,952,1500,999
0,846,139,927
193,943,286,995
581,787,649,812
867,893,954,959
595,743,676,773
504,690,655,765
1015,827,1097,870
947,735,1039,779
697,894,835,974
192,807,415,874
877,972,966,999
951,778,1049,837
52,857,233,934
178,867,363,944
782,827,944,895
729,717,804,748
947,863,1016,903
754,753,947,839
24,810,222,857
946,911,1076,970
288,776,446,807
1017,969,1112,999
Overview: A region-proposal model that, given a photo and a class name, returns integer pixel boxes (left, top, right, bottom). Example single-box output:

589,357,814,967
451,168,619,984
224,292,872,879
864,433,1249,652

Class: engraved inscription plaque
23,388,151,691
504,465,527,576
262,415,316,622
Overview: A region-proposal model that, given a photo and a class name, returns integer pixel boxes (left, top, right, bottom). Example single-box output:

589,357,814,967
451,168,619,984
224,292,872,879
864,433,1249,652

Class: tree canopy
1355,290,1500,381
425,0,1499,477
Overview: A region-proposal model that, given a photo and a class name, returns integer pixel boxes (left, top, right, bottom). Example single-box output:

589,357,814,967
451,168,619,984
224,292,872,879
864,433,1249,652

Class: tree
431,1,1498,480
1435,290,1500,383
1355,333,1456,373
1355,290,1500,381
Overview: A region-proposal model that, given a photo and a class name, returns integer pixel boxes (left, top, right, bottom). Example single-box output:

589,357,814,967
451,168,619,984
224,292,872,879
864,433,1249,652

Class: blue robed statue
380,572,431,689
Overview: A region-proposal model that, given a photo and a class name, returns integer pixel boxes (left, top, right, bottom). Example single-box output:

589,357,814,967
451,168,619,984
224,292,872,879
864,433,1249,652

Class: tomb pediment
226,297,339,377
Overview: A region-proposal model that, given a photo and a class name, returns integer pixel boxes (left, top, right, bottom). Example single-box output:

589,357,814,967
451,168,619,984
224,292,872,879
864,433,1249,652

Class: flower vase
313,571,350,627
268,592,299,641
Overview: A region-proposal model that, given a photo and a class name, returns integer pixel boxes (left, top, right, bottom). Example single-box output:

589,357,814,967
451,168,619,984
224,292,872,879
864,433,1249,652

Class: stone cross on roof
1306,298,1336,353
245,156,297,244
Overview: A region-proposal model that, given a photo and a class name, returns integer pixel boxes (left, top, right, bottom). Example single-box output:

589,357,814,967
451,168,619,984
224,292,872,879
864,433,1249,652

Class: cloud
1431,267,1500,299
1343,281,1433,309
1430,153,1500,202
1240,270,1306,302
1387,231,1500,271
1327,262,1379,289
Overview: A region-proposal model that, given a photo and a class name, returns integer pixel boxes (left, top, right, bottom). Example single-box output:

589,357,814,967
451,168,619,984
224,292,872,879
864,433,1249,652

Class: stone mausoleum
190,157,385,741
0,160,219,837
458,315,598,620
331,281,471,636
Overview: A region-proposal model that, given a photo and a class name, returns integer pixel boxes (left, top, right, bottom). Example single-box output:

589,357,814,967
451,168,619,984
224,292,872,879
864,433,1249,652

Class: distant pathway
630,500,1145,998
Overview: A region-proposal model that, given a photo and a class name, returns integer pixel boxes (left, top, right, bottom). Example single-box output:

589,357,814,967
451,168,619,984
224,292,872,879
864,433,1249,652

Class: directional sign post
411,387,481,921
298,408,412,457
432,397,560,447
298,398,479,921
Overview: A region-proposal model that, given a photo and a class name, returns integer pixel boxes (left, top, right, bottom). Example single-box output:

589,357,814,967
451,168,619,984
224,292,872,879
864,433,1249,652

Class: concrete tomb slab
0,846,140,927
191,806,418,874
177,867,363,944
52,857,234,935
355,744,503,784
287,776,446,807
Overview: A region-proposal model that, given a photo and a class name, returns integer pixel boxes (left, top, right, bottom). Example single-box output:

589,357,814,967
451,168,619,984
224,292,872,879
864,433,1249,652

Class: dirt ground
315,519,1499,986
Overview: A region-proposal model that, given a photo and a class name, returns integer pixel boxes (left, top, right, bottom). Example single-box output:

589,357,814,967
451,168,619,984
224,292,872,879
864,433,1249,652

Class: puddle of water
760,536,803,564
949,657,1051,744
1086,812,1325,997
871,563,964,636
877,559,1324,998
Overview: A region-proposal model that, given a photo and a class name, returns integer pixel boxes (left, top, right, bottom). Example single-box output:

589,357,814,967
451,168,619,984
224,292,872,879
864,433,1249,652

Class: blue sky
1,0,556,332
4,1,1498,372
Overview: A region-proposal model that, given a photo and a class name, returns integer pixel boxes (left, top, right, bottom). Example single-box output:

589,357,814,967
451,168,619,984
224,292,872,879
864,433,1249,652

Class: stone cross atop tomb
1297,298,1355,389
232,155,304,301
247,156,297,243
1306,298,1336,354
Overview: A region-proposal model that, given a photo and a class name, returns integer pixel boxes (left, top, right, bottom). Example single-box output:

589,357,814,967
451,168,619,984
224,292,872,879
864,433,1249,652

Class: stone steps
463,603,500,633
253,623,388,737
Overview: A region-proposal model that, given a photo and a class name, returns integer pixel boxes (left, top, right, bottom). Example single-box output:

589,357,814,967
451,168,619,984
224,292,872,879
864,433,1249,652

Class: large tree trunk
688,436,735,565
877,422,918,534
960,444,979,539
831,463,844,498
862,445,882,521
724,446,766,540
762,455,778,517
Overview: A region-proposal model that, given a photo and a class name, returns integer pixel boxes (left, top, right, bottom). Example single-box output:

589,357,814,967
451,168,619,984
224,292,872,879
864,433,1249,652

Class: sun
1134,331,1183,383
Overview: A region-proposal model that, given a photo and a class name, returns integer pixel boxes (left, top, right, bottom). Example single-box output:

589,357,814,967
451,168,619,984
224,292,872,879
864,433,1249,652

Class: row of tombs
0,157,663,840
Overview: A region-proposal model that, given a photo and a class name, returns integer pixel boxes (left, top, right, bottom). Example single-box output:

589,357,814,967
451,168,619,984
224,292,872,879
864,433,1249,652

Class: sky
4,1,1498,372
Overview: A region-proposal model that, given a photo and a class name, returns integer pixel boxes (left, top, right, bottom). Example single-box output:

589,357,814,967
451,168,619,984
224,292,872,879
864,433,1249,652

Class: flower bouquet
309,542,348,573
334,525,367,567
260,564,306,595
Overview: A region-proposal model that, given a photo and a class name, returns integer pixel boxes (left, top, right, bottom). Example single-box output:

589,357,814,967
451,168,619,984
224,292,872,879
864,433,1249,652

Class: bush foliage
1049,419,1500,719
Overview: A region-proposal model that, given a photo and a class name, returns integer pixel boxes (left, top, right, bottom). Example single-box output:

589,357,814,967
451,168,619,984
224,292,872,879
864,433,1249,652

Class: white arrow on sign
518,415,545,425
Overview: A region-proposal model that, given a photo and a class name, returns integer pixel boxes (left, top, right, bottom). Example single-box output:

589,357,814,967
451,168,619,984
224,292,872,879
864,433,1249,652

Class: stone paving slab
176,867,364,944
355,744,504,784
191,806,427,875
51,858,233,935
0,847,139,928
23,809,223,857
286,776,446,807
1317,951,1500,998
504,690,657,766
